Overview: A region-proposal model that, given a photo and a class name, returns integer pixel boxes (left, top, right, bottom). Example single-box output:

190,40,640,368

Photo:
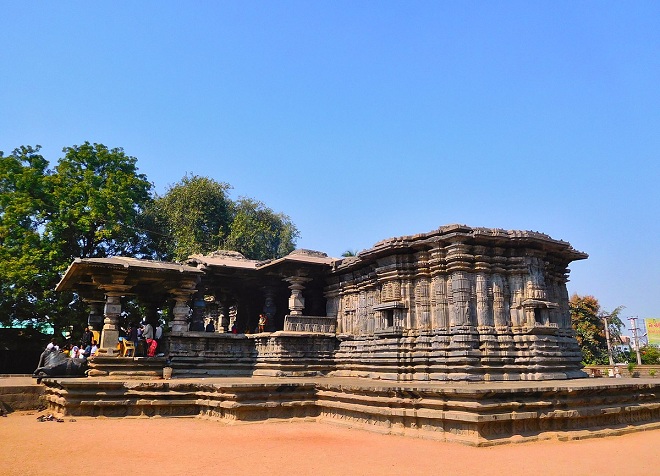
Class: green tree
570,294,624,365
223,197,299,260
0,143,153,336
0,146,52,328
640,345,660,365
46,142,153,260
143,174,233,261
146,176,299,262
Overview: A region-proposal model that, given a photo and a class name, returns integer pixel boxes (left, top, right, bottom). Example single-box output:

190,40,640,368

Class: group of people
125,321,163,358
42,320,165,362
41,327,99,362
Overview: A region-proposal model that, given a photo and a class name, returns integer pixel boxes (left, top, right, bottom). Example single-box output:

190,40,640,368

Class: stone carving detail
526,257,548,301
284,315,336,333
431,276,449,331
475,273,491,327
415,278,431,330
509,274,524,327
491,274,509,327
357,291,368,334
451,271,471,327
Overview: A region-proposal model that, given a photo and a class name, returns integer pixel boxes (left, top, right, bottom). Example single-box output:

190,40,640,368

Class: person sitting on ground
90,340,99,357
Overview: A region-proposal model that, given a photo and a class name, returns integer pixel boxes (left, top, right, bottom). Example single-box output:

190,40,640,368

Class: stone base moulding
40,377,660,446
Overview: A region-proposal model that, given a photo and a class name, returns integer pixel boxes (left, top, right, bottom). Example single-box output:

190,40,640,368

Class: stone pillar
87,300,105,332
228,305,237,331
189,291,206,332
217,300,229,333
100,292,122,355
171,295,192,333
285,277,311,316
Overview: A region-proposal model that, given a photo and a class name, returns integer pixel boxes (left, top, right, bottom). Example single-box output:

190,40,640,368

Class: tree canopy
145,176,299,262
143,174,232,262
570,294,625,365
223,197,299,261
0,143,153,335
1,144,301,337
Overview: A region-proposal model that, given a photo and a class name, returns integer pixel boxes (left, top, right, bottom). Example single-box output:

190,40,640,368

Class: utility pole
628,317,642,365
603,315,614,366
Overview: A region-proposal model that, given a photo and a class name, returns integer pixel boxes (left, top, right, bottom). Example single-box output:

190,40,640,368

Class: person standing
142,321,157,358
81,327,94,348
258,314,267,333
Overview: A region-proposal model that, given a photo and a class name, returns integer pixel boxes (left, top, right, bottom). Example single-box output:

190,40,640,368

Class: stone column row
88,285,197,355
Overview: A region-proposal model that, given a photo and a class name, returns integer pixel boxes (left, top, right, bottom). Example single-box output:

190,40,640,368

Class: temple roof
334,224,588,271
55,256,203,298
258,249,335,268
187,249,335,273
187,251,259,270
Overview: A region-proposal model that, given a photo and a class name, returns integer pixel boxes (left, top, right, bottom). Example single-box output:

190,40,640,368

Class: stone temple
45,225,660,446
57,224,588,381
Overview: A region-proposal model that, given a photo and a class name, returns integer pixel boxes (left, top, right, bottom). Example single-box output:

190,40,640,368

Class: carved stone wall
326,225,588,381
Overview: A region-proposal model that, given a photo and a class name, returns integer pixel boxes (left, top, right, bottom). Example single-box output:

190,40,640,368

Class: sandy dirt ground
1,411,659,476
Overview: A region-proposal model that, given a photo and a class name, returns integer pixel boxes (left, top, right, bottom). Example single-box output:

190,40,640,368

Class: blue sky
1,1,658,327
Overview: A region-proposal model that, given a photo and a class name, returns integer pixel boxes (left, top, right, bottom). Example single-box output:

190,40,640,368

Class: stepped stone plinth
40,376,660,446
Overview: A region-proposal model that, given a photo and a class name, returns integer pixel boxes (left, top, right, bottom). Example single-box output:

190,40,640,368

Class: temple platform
37,375,660,446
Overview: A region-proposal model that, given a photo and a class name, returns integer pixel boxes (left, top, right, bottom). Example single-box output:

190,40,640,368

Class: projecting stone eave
332,224,588,272
186,249,337,275
252,250,337,281
55,256,204,292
